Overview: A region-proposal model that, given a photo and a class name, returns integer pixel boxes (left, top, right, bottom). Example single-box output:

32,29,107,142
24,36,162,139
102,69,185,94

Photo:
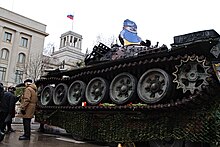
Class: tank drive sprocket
173,55,211,94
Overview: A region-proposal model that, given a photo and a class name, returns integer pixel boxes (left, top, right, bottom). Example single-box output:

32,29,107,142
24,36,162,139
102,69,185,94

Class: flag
67,14,74,20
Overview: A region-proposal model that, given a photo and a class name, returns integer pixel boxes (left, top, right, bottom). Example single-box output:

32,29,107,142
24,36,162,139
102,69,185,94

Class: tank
35,29,220,147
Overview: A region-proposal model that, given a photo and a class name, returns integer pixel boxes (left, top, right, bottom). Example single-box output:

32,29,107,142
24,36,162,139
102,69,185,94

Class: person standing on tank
18,79,38,140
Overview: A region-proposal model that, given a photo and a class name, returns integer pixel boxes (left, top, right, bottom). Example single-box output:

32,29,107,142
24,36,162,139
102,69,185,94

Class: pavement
0,123,110,147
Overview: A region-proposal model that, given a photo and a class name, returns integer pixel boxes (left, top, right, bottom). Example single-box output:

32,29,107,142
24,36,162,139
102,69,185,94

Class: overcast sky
1,0,220,53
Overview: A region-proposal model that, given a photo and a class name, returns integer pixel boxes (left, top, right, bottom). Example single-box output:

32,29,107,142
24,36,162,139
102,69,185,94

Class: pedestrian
4,86,19,133
0,83,5,142
18,79,38,140
0,83,15,142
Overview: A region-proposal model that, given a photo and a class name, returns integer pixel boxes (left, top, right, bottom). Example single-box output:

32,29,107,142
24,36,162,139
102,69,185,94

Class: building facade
50,31,85,70
0,7,48,86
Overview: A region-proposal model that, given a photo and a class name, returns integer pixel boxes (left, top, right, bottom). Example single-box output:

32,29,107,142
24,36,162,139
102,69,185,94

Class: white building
51,31,85,69
0,7,48,86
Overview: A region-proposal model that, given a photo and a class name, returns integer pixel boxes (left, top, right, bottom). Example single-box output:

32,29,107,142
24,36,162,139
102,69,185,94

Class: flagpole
72,12,74,31
67,13,74,31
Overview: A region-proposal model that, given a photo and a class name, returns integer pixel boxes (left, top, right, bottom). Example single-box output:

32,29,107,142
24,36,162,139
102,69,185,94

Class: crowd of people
0,79,38,142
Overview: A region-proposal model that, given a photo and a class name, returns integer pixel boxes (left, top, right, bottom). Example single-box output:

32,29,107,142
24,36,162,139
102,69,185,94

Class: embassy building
0,7,48,86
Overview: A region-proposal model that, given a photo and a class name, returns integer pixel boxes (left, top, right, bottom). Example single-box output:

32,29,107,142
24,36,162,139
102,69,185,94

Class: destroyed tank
35,29,220,147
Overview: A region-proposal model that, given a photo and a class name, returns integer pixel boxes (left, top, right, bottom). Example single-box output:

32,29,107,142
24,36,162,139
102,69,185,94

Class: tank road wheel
67,80,86,106
110,73,136,104
86,77,109,105
137,68,172,103
53,83,68,105
173,56,211,94
40,85,54,106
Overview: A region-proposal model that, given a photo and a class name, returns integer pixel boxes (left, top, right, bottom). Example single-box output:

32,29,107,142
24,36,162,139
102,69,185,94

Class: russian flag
67,14,74,20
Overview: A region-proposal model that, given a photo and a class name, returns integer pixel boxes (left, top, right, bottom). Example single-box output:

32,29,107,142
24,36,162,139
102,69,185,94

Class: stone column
60,38,62,48
0,25,3,49
7,31,20,83
78,38,81,49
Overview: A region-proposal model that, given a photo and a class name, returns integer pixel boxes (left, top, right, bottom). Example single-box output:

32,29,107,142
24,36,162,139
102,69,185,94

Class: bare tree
25,53,48,81
43,42,55,56
23,42,55,81
93,34,117,47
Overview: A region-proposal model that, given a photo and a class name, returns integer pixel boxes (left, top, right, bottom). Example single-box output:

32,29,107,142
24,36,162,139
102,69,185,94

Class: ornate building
50,31,85,69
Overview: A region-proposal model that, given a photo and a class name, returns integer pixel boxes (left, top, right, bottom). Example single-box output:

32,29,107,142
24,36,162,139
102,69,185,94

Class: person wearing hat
18,79,38,140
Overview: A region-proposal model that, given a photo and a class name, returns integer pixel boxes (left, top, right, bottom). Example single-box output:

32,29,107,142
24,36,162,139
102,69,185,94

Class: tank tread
36,53,219,111
37,54,187,83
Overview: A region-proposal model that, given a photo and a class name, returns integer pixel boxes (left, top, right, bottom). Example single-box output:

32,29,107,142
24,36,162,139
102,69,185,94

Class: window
0,48,9,60
74,38,77,47
15,70,23,83
18,53,26,63
3,32,12,43
70,36,73,43
63,37,66,46
0,67,6,81
20,37,28,48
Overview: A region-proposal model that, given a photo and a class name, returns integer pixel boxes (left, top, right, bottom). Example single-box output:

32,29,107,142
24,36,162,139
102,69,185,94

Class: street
0,123,109,147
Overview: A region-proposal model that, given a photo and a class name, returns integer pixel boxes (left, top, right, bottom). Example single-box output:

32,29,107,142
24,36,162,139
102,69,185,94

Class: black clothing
23,118,31,138
0,92,16,133
19,135,30,140
0,131,4,142
24,79,32,84
4,91,19,133
0,111,7,132
0,92,15,113
0,84,4,102
0,85,5,142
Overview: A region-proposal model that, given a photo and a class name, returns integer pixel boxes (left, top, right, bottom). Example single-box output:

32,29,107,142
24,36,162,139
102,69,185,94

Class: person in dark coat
0,83,15,142
0,83,5,142
4,86,18,133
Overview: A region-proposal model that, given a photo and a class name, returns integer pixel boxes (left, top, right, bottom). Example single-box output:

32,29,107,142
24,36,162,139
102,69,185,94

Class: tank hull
35,29,220,146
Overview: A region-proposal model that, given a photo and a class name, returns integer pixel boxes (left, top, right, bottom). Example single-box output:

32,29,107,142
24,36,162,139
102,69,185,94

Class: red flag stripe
67,15,74,20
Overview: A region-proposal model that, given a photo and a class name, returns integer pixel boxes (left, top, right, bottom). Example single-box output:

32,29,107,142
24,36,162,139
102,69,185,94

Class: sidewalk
12,119,68,135
0,123,108,147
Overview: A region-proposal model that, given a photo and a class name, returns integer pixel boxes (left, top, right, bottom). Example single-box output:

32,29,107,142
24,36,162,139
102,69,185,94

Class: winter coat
0,92,15,114
9,91,19,118
19,83,38,118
